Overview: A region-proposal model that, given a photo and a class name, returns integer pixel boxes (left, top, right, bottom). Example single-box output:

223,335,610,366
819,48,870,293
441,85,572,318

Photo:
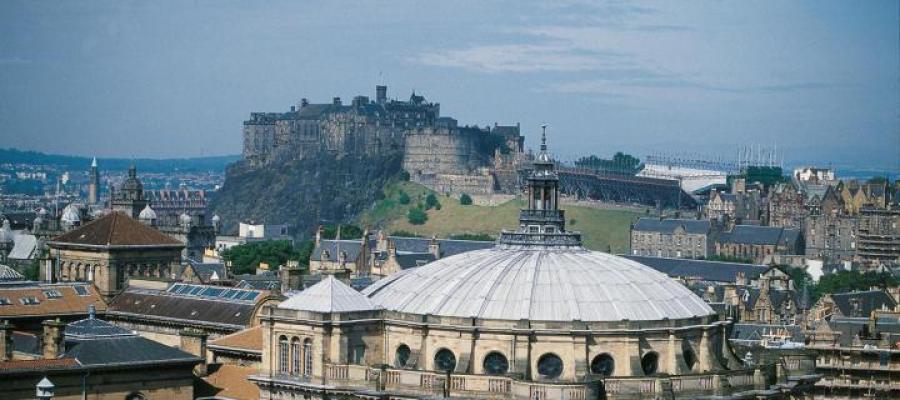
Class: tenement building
250,135,813,400
630,218,714,258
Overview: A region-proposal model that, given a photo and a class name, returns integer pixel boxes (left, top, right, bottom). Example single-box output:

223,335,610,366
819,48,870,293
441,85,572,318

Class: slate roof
390,236,494,257
65,331,198,367
632,218,711,235
107,287,258,329
66,316,134,338
199,364,260,400
623,255,768,283
719,225,799,246
830,290,897,317
183,260,227,282
49,211,183,248
235,273,280,290
311,239,367,262
825,315,900,347
279,275,376,313
11,331,40,356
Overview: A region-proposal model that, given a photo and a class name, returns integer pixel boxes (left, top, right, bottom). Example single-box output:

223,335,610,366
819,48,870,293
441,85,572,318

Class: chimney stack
42,319,65,359
180,329,209,376
0,320,12,361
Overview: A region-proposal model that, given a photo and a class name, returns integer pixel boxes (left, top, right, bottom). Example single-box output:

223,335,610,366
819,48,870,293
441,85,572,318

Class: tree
425,193,440,210
399,170,411,181
459,193,473,205
398,191,411,205
812,270,898,302
220,240,309,275
407,207,428,225
391,230,422,238
785,266,813,289
320,224,363,240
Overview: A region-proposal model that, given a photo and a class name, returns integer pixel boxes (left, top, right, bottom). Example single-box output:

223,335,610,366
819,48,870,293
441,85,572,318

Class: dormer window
528,225,540,233
544,226,555,234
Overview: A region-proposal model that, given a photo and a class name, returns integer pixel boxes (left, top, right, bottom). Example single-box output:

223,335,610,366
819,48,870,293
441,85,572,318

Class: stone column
0,320,13,361
180,329,208,376
697,329,711,372
42,319,66,359
667,332,679,374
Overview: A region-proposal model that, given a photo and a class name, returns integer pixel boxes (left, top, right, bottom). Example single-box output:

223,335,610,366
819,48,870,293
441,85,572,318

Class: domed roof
362,248,714,322
61,204,81,224
139,205,157,220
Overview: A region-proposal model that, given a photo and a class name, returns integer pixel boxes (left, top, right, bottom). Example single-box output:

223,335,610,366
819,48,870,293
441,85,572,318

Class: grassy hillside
359,181,642,252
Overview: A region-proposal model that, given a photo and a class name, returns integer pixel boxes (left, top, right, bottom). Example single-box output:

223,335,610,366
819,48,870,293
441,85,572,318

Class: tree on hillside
812,270,898,302
320,224,363,240
398,191,411,205
408,207,428,225
459,193,473,205
425,193,440,210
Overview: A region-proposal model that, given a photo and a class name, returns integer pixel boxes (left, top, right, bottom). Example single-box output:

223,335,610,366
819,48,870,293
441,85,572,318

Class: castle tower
87,157,99,205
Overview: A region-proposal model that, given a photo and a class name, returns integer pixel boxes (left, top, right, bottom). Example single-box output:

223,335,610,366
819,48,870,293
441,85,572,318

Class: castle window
590,353,614,376
537,353,563,379
641,352,659,375
482,352,509,375
434,348,456,372
303,339,313,377
395,344,411,368
278,336,289,374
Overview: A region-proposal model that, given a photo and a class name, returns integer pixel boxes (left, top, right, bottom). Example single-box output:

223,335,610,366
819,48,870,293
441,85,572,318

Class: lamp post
36,376,54,400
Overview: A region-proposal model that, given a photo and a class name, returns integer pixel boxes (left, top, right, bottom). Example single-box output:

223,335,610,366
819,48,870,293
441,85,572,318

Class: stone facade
630,219,714,259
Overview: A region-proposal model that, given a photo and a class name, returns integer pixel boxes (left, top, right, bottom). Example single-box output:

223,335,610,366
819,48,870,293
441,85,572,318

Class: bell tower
499,125,581,248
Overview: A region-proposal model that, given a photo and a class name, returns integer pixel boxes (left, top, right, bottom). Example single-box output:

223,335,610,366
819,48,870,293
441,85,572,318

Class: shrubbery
459,193,473,205
407,207,428,225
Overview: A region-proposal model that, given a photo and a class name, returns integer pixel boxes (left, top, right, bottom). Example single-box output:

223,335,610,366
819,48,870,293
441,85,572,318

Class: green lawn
359,181,642,252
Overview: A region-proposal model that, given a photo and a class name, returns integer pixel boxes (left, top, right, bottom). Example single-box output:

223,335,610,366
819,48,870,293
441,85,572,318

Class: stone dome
363,247,713,322
139,205,157,220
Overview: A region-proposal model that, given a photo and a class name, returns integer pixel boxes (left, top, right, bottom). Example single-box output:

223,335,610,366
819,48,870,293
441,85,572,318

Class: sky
1,0,897,171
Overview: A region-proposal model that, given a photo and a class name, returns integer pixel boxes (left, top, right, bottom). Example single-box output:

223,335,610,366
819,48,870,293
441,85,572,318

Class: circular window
537,353,563,379
395,344,411,368
434,349,456,372
641,352,659,376
483,352,509,375
590,353,614,376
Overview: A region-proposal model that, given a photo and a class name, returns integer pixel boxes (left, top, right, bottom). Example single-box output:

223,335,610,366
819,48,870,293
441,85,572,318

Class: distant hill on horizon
0,148,240,173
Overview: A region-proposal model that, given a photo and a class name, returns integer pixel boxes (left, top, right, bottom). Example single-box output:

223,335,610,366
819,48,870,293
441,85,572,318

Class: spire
91,157,97,168
540,124,548,152
128,162,137,178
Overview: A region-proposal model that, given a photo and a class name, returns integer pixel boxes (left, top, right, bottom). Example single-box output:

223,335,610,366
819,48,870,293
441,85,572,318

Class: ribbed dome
363,247,714,322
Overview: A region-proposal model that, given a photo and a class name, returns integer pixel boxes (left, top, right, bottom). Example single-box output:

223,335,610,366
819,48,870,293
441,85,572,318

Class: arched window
434,348,456,372
590,353,614,376
303,338,313,377
278,336,289,374
682,340,696,371
537,353,563,379
482,352,509,375
291,338,301,375
395,344,411,368
641,352,659,376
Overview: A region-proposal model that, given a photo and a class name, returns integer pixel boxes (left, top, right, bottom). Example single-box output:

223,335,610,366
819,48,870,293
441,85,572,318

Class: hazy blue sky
1,1,897,170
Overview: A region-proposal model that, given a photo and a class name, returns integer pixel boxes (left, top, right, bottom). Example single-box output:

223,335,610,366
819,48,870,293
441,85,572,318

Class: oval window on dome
395,344,411,368
590,353,614,376
641,352,659,375
537,353,563,379
434,349,456,372
482,352,509,375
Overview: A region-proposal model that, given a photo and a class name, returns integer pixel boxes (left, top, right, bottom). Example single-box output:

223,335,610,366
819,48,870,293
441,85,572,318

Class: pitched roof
632,218,711,235
720,225,801,246
7,232,36,261
0,283,107,319
107,287,260,329
0,358,78,372
65,331,198,367
199,364,260,400
831,290,897,317
623,255,768,283
209,325,263,354
49,211,183,248
279,275,376,313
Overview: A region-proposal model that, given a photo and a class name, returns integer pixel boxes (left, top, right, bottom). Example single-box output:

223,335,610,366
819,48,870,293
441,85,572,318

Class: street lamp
36,376,54,400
